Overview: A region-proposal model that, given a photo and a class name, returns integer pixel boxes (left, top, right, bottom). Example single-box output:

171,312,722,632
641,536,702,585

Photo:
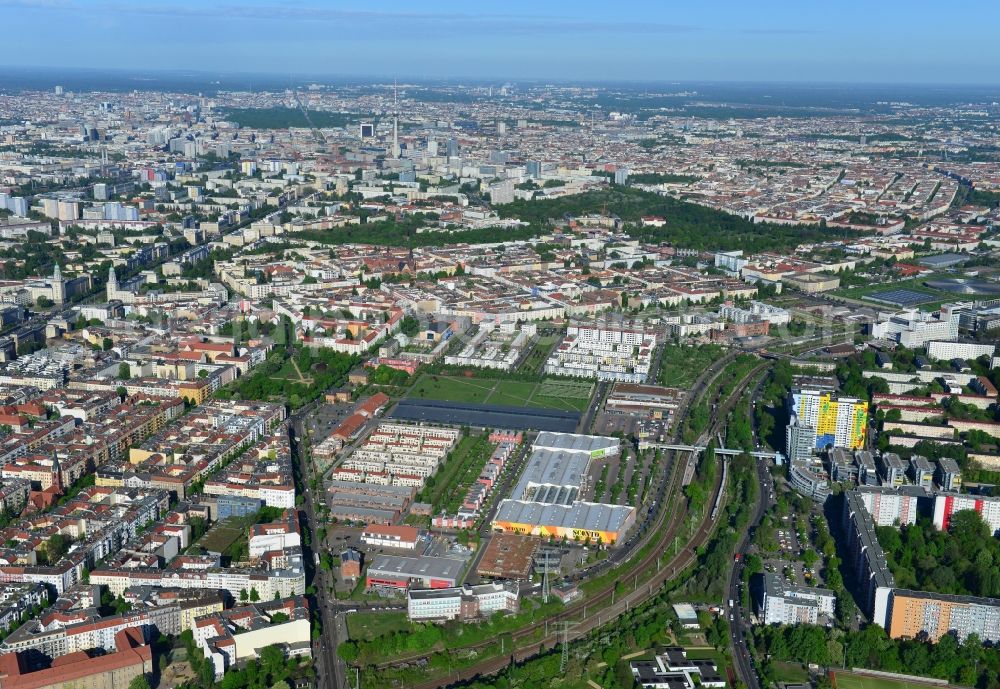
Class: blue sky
3,0,999,83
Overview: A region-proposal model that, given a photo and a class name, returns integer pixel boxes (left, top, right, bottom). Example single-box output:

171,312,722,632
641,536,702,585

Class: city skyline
2,0,1000,84
1,5,1000,689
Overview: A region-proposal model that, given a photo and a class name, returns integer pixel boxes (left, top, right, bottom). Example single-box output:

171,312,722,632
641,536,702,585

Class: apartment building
936,458,962,492
193,596,312,679
888,590,1000,643
870,307,959,348
0,628,152,689
842,491,895,627
544,324,656,383
877,452,907,487
926,340,995,362
933,493,1000,534
248,511,301,558
855,485,921,526
762,572,836,625
787,388,869,450
909,455,934,489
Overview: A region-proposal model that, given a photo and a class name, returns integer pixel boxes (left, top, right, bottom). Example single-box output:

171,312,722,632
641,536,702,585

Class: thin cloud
741,28,821,35
0,0,701,34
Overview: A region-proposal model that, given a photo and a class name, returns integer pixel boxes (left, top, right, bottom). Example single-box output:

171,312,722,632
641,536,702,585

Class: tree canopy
878,510,1000,597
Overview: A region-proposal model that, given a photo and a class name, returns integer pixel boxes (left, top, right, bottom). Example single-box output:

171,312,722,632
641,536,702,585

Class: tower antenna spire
392,79,399,159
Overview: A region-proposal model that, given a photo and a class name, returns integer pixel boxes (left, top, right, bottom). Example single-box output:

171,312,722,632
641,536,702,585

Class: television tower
392,80,400,159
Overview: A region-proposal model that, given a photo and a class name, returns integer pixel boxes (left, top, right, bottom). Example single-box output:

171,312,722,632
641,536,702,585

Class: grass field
518,334,560,374
220,107,359,129
270,357,312,384
834,672,938,689
196,520,245,555
684,648,732,683
346,611,410,641
409,374,593,413
658,344,723,389
771,661,810,683
416,433,487,508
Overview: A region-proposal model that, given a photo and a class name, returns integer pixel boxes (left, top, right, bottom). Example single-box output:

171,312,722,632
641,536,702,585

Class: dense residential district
0,80,998,689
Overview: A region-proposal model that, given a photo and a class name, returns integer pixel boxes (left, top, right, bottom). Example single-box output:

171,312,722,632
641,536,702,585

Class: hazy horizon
2,0,999,84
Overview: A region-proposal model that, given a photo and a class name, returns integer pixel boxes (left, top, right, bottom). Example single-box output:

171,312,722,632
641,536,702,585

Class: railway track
364,357,769,688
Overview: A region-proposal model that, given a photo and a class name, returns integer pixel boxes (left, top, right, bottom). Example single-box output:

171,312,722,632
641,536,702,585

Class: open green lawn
196,521,244,555
771,661,810,683
488,380,538,406
408,374,593,413
684,647,732,682
346,611,410,641
835,672,940,689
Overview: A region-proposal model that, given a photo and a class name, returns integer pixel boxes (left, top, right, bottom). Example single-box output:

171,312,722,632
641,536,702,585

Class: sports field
835,672,940,689
829,273,955,310
408,374,593,413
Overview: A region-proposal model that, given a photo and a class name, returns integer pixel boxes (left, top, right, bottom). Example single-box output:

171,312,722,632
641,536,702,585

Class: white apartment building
870,307,960,348
855,486,920,526
339,423,459,489
927,340,995,362
762,573,836,625
544,325,656,383
933,493,1000,535
718,301,790,326
248,526,302,558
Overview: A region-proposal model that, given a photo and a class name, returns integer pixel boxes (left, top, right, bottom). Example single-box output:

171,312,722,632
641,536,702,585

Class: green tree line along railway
355,355,771,689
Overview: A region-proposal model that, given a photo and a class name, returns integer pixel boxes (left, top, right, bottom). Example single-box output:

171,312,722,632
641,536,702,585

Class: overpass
638,441,784,463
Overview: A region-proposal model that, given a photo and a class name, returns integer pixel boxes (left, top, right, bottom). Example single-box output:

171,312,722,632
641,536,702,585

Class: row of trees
837,351,891,401
685,453,758,601
757,623,1000,688
342,600,564,667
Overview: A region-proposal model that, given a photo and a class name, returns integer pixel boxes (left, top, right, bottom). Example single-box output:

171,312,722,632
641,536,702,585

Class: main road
727,376,774,689
289,415,344,689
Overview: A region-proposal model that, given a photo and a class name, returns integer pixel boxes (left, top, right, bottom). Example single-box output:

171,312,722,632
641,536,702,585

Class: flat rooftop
494,499,635,534
367,554,466,581
511,449,591,502
476,534,538,579
533,431,620,455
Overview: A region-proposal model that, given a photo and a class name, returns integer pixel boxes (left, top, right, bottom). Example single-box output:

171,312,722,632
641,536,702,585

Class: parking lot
306,402,355,442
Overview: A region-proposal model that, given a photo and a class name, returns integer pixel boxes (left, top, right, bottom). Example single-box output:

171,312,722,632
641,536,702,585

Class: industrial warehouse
490,432,636,544
365,554,466,591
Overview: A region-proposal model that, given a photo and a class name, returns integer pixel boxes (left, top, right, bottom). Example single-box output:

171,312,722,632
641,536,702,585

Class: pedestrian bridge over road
638,441,784,463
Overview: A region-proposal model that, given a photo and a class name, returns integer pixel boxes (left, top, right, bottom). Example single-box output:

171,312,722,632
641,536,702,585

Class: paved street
289,416,344,689
727,376,775,689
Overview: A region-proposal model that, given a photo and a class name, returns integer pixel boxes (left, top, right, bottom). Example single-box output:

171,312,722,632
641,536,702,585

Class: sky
2,0,1000,84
